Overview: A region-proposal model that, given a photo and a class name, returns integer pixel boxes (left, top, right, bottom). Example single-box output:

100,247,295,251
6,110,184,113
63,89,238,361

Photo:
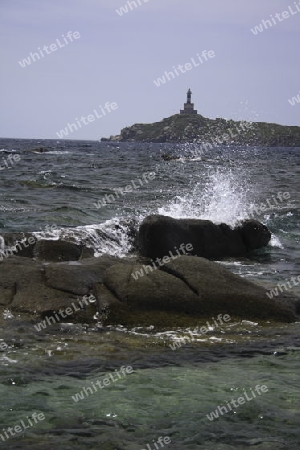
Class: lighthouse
180,89,197,115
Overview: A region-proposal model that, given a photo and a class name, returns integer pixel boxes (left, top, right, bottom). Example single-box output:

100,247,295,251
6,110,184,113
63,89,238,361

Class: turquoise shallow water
0,318,300,449
0,139,299,448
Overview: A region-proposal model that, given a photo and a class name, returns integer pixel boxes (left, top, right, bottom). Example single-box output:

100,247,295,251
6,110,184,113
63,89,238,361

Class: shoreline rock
0,217,299,327
0,254,299,327
98,256,299,325
0,233,94,261
137,215,271,260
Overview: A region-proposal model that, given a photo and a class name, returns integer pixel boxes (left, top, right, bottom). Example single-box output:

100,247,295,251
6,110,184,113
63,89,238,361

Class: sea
0,138,299,450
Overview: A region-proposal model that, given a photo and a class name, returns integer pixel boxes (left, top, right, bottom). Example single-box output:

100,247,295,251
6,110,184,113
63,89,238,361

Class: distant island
101,89,300,146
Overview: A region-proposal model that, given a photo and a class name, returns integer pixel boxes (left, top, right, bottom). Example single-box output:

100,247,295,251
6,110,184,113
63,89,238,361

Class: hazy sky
1,0,299,140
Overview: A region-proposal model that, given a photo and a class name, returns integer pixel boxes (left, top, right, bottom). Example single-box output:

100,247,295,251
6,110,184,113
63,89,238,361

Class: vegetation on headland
101,114,300,146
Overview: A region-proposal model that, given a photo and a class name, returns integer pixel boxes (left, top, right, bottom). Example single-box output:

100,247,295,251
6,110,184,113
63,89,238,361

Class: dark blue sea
0,138,299,449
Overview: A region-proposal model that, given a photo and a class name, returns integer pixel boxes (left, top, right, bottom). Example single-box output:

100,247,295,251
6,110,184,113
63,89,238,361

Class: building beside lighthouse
180,89,197,115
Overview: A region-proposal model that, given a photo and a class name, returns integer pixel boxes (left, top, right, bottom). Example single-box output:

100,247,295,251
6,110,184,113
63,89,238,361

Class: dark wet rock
0,233,95,262
0,253,299,327
44,265,96,296
237,220,271,250
161,153,180,161
34,239,93,262
0,257,80,315
137,215,271,260
0,282,16,307
30,147,49,153
80,246,95,259
80,254,127,268
0,255,124,320
98,256,299,325
44,255,120,295
0,232,36,258
0,218,138,264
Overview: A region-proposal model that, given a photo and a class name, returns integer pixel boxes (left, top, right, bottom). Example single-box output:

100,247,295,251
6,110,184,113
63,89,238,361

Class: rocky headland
101,114,300,146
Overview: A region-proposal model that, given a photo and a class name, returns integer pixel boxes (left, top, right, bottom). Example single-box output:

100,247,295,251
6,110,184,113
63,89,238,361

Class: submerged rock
161,153,180,161
29,147,49,153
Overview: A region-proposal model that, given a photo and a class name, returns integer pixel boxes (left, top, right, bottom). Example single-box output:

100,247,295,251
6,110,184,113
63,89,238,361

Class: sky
0,0,299,140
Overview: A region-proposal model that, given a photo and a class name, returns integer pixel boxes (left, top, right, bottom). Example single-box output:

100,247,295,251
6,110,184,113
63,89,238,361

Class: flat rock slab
0,257,109,322
0,234,94,261
0,258,81,315
44,255,122,296
0,255,131,321
99,256,299,324
0,255,299,327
